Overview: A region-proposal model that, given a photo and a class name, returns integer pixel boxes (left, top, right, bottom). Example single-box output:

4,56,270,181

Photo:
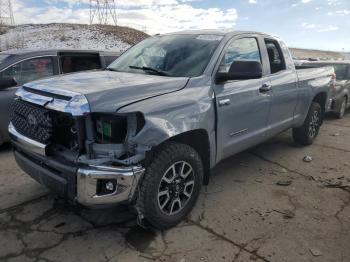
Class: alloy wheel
308,110,320,138
157,161,195,216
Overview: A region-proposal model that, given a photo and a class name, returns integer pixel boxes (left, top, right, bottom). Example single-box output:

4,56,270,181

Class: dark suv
0,49,120,145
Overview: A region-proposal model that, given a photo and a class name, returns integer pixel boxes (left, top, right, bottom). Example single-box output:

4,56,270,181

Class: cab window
265,39,286,74
60,53,101,74
218,37,262,73
1,57,54,85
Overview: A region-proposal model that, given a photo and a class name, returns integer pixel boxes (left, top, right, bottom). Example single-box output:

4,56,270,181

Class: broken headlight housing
93,113,145,144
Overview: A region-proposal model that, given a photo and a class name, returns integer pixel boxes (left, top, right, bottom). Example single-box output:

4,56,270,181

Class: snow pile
0,23,148,52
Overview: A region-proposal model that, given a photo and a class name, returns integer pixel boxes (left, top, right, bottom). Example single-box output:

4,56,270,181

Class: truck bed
295,66,335,83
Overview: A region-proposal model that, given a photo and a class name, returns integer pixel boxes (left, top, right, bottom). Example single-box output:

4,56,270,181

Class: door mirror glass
0,77,17,90
215,72,228,84
228,60,262,80
216,60,262,84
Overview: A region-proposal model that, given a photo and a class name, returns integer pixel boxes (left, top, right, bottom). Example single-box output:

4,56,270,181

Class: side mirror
0,77,18,90
215,72,228,84
215,60,262,84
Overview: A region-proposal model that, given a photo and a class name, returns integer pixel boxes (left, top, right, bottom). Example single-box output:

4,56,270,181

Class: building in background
291,48,349,61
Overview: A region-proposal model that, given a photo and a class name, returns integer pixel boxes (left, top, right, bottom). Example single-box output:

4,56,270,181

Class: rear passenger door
264,39,298,135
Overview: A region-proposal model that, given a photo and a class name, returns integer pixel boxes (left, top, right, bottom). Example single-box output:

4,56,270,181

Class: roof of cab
0,49,119,56
164,29,271,37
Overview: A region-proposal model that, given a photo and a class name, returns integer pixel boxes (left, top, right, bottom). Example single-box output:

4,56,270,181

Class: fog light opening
97,179,118,196
105,181,115,191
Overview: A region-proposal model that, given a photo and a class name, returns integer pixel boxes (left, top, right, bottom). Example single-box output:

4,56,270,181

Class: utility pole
0,0,15,26
90,0,117,26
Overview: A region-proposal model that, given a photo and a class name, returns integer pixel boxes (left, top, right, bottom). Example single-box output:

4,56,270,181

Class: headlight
93,113,145,144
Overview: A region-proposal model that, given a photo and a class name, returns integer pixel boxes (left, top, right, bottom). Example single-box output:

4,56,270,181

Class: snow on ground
0,24,133,52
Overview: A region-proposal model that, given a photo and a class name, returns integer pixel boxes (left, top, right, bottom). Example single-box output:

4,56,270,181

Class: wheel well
313,92,327,115
168,129,211,185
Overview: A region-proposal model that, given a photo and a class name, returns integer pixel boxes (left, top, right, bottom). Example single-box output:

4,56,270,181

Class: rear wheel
335,96,347,119
137,142,203,230
293,102,322,146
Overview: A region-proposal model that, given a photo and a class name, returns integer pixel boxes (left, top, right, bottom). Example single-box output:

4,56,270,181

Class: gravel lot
0,114,349,262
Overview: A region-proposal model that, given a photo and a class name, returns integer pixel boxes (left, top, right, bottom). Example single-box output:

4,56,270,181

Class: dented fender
118,77,217,167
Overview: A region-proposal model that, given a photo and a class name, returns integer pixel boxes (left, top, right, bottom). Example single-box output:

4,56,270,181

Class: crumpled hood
25,71,189,112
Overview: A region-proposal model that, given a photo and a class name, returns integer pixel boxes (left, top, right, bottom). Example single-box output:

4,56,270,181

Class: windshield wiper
129,66,170,76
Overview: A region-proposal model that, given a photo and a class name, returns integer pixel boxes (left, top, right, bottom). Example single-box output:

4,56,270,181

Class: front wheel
137,142,203,230
293,102,322,146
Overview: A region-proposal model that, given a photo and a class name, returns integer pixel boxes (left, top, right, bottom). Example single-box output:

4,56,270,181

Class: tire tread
137,142,203,229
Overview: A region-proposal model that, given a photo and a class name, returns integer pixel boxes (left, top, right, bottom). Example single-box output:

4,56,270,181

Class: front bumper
9,123,145,207
77,165,145,207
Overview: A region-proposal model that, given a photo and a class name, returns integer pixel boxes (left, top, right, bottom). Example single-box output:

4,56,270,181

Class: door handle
218,99,231,107
259,83,272,93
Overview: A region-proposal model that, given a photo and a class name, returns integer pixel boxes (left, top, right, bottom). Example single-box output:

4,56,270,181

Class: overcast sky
11,0,350,51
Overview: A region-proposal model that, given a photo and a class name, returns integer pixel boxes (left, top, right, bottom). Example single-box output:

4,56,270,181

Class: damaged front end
9,86,150,207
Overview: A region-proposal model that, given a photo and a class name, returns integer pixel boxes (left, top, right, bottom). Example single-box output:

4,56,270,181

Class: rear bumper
10,123,145,207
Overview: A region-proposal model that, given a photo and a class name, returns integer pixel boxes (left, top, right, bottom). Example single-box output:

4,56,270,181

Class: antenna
0,0,15,26
90,0,117,26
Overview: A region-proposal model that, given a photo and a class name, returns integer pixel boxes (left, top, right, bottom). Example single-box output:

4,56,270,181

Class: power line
0,0,15,26
90,0,117,26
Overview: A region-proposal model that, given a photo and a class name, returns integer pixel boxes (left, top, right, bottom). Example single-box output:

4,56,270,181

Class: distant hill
291,48,350,60
0,23,149,52
1,24,348,61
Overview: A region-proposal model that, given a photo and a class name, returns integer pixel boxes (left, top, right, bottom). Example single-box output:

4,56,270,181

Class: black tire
334,96,347,119
293,102,322,146
137,142,203,230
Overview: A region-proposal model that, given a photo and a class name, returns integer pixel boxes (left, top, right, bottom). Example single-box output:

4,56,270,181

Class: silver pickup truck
9,31,335,229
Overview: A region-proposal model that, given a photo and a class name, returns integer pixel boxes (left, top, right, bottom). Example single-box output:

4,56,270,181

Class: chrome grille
11,99,53,144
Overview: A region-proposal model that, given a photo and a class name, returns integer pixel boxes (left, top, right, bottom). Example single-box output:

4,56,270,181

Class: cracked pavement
0,114,350,262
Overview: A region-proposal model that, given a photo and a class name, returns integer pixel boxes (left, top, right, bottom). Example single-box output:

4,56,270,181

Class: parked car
0,49,120,145
301,61,350,118
9,31,335,229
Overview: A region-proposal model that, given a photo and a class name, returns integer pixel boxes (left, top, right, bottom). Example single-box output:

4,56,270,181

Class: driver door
214,37,272,162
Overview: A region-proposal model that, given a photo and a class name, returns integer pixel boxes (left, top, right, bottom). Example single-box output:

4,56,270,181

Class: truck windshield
107,34,223,77
0,54,10,64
